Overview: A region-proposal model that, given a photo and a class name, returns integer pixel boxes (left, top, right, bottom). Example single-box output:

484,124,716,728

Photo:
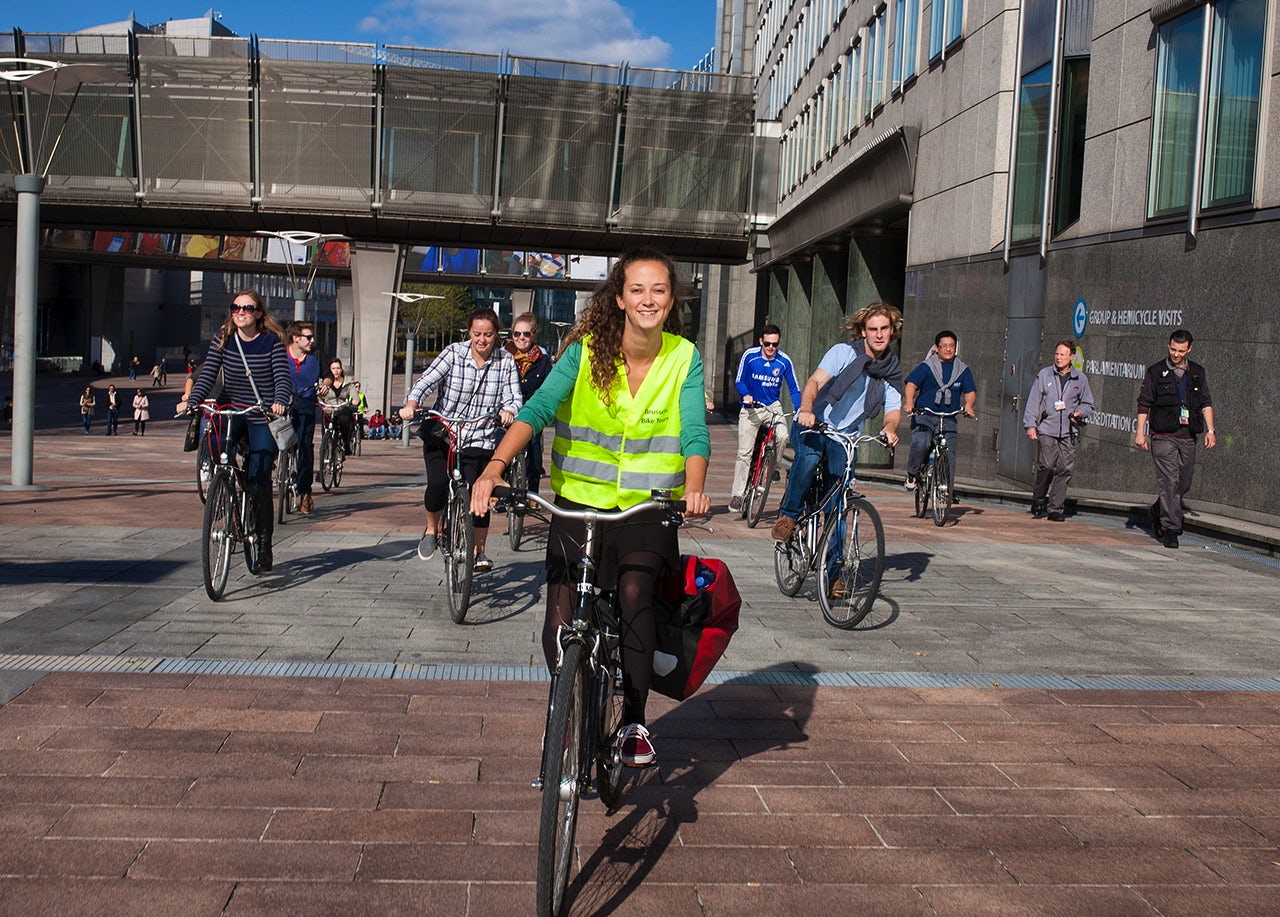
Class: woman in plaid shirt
400,307,522,571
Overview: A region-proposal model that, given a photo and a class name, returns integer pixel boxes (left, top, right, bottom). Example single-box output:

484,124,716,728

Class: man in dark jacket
1135,329,1216,549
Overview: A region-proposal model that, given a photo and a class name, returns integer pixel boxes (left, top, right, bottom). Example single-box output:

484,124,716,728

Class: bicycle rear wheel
817,496,886,629
317,431,334,492
444,483,475,624
931,448,953,527
914,462,931,518
537,642,587,917
276,448,294,524
507,451,528,551
594,654,626,809
745,441,777,528
196,436,212,505
202,473,234,601
242,488,265,576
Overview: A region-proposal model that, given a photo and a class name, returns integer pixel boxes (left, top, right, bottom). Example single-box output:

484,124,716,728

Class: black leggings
544,549,663,726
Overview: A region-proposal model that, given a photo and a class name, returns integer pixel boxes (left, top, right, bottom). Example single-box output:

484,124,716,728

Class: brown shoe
770,515,797,542
828,579,850,600
300,494,313,515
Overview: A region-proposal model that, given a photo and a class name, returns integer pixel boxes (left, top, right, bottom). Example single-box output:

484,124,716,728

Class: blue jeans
290,406,316,496
778,423,851,520
906,417,957,477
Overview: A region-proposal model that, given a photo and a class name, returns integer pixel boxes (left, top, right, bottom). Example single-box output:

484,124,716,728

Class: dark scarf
506,341,545,378
816,343,903,428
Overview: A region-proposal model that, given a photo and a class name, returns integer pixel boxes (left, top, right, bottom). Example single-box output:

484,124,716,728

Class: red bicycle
742,404,790,528
416,408,498,623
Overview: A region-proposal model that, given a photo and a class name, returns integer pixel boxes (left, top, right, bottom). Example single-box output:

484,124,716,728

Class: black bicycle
416,409,499,624
912,407,963,527
275,441,300,524
773,425,887,628
317,403,346,492
193,401,270,600
494,486,686,917
506,447,530,551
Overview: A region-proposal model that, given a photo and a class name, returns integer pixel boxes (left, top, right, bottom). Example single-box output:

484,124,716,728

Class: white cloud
356,0,672,68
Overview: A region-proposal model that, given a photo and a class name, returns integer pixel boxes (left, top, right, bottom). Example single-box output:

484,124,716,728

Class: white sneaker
904,474,917,490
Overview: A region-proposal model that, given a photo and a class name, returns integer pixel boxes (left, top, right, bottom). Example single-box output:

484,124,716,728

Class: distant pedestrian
1023,341,1094,522
159,357,168,386
128,356,140,381
151,363,162,387
1135,329,1216,549
79,386,95,434
132,389,150,435
105,384,121,436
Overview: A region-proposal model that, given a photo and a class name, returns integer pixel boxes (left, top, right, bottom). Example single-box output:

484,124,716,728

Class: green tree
398,283,473,354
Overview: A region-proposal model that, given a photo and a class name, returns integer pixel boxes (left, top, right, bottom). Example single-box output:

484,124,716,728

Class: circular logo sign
1073,299,1088,338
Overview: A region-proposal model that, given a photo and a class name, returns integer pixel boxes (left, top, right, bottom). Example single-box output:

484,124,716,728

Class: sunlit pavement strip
2,653,1278,692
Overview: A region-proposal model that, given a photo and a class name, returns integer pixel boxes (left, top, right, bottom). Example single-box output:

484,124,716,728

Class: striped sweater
189,331,293,423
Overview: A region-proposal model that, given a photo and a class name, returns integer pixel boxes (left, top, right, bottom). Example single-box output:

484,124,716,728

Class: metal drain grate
0,653,1277,692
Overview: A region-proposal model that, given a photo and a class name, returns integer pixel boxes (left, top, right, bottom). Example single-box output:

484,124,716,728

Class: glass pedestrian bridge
2,33,756,262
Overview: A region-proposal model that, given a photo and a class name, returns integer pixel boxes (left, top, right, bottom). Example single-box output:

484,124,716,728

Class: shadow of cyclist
563,662,818,915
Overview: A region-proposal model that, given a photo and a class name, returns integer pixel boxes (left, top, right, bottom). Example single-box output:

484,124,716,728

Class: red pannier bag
651,556,741,700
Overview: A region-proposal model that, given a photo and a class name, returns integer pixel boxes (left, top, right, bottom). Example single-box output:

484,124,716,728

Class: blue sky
11,1,718,71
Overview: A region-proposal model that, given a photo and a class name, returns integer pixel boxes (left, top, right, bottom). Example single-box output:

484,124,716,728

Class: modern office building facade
712,0,1275,529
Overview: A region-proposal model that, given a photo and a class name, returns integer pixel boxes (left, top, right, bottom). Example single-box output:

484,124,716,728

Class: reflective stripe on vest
551,333,693,508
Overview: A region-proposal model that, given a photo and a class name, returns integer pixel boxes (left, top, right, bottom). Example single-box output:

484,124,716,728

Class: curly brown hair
558,248,685,405
843,301,903,343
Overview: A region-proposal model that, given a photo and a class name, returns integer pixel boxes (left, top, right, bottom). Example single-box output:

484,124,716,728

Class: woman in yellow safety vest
472,248,711,767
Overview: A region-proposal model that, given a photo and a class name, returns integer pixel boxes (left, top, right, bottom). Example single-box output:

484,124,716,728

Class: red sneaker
620,723,655,766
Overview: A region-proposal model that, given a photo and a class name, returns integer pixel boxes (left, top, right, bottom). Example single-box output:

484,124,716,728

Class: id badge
1179,406,1190,425
1054,400,1066,412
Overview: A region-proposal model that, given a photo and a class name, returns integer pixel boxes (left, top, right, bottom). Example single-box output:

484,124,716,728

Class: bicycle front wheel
537,642,587,917
507,451,528,551
745,442,777,529
317,432,334,492
202,473,234,601
931,449,953,527
331,447,344,489
444,483,475,624
818,496,886,629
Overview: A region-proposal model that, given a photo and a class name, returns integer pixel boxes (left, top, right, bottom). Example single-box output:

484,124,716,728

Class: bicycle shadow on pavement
565,662,818,915
882,550,933,584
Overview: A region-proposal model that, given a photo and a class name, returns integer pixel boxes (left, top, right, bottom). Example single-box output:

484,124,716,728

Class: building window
1011,62,1051,243
893,0,920,88
929,0,964,60
1053,58,1089,234
1149,0,1264,217
868,9,887,110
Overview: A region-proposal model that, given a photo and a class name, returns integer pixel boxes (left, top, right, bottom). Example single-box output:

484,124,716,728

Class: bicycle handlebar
491,486,687,524
913,407,965,418
181,400,267,419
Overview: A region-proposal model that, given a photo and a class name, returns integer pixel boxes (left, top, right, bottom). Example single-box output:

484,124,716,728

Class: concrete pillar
348,243,405,415
335,283,355,369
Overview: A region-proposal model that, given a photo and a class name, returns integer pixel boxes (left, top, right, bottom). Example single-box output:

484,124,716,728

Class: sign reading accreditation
1073,299,1088,338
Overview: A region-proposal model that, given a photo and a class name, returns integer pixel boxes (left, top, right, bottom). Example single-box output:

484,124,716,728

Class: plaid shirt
406,342,522,449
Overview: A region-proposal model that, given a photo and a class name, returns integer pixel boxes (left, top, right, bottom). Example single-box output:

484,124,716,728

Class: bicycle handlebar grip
492,485,512,499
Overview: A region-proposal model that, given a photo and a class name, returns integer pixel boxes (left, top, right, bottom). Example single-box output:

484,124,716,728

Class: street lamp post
2,58,126,490
255,230,349,322
383,291,444,449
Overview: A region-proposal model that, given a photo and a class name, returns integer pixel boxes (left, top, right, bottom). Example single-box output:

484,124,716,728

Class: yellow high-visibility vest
552,333,693,508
